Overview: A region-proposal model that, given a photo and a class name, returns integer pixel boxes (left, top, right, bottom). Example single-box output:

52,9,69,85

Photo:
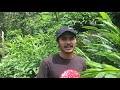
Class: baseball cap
56,26,76,38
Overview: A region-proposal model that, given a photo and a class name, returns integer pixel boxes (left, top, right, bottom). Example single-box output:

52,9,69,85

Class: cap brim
57,30,76,38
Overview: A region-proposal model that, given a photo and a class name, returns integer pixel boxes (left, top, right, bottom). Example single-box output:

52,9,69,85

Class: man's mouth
64,45,73,50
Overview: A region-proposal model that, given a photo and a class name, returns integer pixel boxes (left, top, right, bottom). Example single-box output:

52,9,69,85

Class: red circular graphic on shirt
60,69,80,78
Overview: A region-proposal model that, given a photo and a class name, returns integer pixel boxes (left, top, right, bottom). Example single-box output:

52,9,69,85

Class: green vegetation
0,12,120,78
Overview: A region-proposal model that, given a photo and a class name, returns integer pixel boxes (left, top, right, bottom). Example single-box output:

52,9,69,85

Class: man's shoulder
43,54,58,63
43,55,53,63
74,55,83,59
74,55,85,62
74,55,87,68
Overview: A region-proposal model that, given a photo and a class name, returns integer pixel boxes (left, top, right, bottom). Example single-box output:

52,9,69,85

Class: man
36,26,86,78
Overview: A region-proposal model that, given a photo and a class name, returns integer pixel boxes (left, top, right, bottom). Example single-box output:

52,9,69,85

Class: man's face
58,32,76,53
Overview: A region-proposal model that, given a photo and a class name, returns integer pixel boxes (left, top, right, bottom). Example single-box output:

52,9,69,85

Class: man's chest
48,62,83,78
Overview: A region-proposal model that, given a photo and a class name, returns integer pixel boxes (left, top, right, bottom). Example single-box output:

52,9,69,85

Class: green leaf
99,12,112,24
82,26,98,30
102,20,118,33
104,74,117,78
95,72,106,78
95,17,103,21
99,44,113,50
106,53,120,65
87,61,103,68
102,64,118,70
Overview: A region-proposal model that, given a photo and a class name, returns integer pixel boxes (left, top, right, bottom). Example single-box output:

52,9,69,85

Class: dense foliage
0,12,120,78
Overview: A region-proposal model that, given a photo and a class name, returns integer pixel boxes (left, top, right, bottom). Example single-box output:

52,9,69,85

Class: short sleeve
36,61,49,78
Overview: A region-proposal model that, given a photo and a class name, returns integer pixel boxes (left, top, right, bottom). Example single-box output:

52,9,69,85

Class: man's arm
36,61,48,78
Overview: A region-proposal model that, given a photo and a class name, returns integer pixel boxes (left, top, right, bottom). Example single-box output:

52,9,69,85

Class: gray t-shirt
36,53,87,78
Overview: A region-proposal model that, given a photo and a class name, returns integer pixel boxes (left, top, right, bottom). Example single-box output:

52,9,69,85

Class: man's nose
66,39,71,44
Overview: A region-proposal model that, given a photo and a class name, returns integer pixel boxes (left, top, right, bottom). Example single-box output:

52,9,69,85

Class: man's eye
62,38,66,40
70,37,74,40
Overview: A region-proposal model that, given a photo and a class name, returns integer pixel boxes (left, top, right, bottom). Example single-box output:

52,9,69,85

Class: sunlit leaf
99,12,112,24
95,72,106,78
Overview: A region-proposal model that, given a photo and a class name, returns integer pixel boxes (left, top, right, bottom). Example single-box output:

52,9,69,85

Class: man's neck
59,51,74,59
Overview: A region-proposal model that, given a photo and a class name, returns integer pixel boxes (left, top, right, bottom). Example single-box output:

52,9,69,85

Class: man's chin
64,50,73,53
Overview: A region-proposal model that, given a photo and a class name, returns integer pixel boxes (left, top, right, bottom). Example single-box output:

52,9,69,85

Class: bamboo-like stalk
2,31,5,58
